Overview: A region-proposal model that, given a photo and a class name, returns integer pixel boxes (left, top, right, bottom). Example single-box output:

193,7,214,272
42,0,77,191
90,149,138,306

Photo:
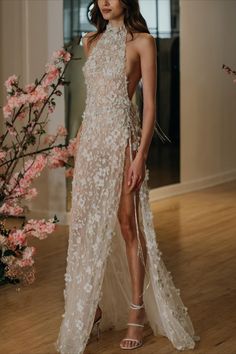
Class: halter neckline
106,22,127,34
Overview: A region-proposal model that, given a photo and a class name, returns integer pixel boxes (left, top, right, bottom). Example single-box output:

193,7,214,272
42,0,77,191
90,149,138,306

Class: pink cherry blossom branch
2,68,66,185
0,43,81,286
0,48,80,203
0,143,67,167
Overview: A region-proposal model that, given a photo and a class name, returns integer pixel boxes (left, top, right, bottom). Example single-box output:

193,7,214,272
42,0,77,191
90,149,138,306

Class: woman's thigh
117,142,140,237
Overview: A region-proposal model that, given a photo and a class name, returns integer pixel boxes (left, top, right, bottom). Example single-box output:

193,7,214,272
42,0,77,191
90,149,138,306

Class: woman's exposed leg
117,142,147,348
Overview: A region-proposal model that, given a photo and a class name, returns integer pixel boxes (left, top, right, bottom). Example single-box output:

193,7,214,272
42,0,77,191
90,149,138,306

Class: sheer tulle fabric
54,23,200,354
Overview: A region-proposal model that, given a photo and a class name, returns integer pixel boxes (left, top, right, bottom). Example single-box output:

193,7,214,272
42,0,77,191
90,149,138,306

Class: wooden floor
1,180,236,354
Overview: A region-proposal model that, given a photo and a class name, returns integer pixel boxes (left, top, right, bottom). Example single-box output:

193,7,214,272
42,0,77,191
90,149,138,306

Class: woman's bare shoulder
83,31,97,39
129,32,156,54
82,31,97,45
132,32,155,44
82,31,97,56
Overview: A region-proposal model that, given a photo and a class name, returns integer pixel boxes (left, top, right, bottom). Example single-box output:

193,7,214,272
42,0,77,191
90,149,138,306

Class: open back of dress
55,22,200,354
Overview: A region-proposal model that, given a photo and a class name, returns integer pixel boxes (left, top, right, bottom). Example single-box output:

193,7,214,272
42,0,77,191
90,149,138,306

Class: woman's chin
101,13,112,20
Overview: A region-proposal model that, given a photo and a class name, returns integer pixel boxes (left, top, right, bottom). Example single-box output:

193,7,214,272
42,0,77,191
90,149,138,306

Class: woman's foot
120,303,146,349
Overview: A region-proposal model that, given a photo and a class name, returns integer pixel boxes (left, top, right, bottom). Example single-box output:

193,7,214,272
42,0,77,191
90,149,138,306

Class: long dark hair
88,0,150,45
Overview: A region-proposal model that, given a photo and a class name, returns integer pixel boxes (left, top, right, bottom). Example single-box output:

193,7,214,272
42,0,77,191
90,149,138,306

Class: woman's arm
137,34,157,161
82,32,97,58
128,34,157,191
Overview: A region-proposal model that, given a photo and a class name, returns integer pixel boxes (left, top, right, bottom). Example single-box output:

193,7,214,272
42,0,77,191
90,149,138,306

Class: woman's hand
127,153,146,192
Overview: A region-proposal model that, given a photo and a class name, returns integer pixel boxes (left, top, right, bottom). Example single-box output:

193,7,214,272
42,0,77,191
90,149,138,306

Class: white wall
180,0,236,185
0,0,67,222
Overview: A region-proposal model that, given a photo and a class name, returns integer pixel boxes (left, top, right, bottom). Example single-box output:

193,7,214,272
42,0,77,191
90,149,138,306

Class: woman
55,1,200,353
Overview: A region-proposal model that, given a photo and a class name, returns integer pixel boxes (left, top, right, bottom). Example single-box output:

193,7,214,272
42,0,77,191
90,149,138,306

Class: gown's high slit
55,22,200,354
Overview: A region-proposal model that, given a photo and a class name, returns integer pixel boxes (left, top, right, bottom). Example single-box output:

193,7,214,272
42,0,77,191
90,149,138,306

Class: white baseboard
28,169,236,225
149,168,236,203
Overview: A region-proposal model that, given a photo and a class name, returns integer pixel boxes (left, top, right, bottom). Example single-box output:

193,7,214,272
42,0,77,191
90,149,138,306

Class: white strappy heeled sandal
120,302,145,350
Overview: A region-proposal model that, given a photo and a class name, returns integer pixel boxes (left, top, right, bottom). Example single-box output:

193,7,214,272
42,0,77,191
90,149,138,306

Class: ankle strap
130,302,144,310
127,322,144,327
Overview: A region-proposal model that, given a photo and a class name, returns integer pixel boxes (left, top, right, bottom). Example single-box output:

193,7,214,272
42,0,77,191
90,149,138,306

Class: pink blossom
28,85,49,103
9,184,37,201
67,138,77,157
44,134,56,145
3,95,22,118
57,125,68,137
24,83,36,93
17,109,28,121
3,94,28,120
7,171,19,190
33,154,48,172
17,93,29,106
8,229,27,247
0,202,24,216
3,104,13,118
52,49,71,62
12,154,47,192
42,64,60,87
11,186,25,198
25,187,38,200
22,246,36,259
9,95,21,108
16,257,34,267
65,167,74,178
4,74,18,91
23,219,56,239
24,154,47,179
3,86,48,119
16,246,36,267
47,147,69,168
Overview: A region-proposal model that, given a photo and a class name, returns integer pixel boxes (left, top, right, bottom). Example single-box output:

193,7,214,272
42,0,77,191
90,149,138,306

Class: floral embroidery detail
75,320,84,330
84,283,92,293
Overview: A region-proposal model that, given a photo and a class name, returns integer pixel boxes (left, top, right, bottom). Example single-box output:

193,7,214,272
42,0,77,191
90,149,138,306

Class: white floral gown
55,22,200,354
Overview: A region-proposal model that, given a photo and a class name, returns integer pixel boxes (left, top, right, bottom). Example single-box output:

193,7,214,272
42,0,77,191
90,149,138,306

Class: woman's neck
108,18,124,28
